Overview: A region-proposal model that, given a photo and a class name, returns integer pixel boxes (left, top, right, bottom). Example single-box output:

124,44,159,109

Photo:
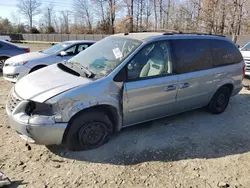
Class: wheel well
29,65,47,73
0,56,9,60
62,105,119,144
221,84,234,95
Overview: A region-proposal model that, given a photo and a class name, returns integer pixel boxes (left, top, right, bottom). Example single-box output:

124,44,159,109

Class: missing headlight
25,101,54,116
25,101,36,115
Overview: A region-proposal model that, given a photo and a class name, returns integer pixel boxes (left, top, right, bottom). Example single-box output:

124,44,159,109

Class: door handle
179,82,190,89
165,85,176,91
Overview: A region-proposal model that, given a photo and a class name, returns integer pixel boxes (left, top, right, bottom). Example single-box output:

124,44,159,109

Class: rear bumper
231,84,243,97
3,65,30,83
6,102,67,145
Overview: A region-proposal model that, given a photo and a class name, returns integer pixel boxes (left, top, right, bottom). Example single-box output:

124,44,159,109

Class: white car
3,40,95,83
240,42,250,76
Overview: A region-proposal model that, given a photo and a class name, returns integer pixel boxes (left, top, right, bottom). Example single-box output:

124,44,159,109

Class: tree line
0,0,249,35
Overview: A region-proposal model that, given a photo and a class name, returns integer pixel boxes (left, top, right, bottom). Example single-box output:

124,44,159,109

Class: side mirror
128,63,133,70
60,51,67,56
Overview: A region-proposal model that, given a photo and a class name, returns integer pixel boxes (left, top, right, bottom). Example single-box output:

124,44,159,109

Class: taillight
24,49,30,53
243,64,246,77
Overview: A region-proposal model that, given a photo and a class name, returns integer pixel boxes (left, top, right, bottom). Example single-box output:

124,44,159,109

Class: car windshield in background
241,43,250,51
42,42,71,54
67,36,142,77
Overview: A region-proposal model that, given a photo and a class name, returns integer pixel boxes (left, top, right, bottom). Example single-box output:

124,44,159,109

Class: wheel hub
217,94,225,106
78,122,108,147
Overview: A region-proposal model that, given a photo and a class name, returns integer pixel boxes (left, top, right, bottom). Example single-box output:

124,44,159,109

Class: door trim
128,99,176,112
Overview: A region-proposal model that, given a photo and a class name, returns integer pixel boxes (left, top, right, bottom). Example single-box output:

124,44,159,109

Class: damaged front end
6,88,67,145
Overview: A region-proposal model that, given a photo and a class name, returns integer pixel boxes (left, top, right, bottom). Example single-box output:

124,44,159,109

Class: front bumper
6,100,67,145
3,65,31,83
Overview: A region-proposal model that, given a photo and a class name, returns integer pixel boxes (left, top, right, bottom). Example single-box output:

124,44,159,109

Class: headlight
12,61,28,66
25,101,54,116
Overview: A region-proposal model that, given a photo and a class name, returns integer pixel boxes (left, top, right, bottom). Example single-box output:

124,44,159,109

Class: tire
65,110,113,151
207,86,231,114
0,57,8,71
29,65,46,73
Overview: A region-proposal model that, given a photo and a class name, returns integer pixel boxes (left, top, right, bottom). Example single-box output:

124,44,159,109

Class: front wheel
65,110,113,151
207,86,231,114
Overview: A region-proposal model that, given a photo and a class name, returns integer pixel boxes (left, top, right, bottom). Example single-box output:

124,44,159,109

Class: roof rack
163,31,225,37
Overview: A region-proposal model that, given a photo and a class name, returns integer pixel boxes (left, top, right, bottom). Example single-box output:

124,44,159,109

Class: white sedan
3,40,95,83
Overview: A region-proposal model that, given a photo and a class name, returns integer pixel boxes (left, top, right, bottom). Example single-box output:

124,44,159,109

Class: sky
0,0,73,23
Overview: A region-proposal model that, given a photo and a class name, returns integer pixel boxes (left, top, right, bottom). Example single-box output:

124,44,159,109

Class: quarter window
211,40,243,66
127,41,173,80
172,39,213,74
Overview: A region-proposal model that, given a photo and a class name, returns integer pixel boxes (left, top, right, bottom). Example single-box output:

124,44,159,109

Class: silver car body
3,40,95,82
6,33,244,145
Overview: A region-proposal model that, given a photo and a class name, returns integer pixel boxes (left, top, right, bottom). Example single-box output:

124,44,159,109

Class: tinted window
172,39,213,74
211,40,243,66
0,43,3,48
127,41,173,80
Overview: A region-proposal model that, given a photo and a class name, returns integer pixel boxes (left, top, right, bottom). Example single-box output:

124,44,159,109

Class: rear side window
211,40,243,67
172,39,213,74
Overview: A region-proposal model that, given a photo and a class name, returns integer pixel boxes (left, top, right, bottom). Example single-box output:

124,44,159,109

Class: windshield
67,36,142,76
241,42,250,51
42,42,72,54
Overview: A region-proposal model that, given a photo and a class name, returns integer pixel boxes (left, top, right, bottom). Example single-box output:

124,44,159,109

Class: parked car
239,42,250,76
6,32,244,151
3,40,95,82
0,35,11,41
0,40,30,71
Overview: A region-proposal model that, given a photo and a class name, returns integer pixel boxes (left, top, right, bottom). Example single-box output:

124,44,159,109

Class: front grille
7,91,22,112
4,74,19,79
244,59,250,71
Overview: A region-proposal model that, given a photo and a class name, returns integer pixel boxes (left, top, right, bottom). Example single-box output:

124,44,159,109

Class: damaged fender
47,81,124,131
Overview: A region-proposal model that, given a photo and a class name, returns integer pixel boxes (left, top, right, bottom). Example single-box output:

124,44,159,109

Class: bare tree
73,0,93,33
153,0,157,30
17,0,42,31
60,11,71,34
124,0,133,32
144,0,153,29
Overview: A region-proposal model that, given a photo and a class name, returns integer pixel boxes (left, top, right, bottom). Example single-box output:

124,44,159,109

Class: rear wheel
65,110,113,151
207,86,231,114
0,57,8,71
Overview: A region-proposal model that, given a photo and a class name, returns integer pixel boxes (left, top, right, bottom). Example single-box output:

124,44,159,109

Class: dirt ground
1,44,250,188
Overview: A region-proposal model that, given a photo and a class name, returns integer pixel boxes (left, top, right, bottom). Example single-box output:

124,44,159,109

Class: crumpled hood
241,51,250,59
6,52,49,64
15,64,92,103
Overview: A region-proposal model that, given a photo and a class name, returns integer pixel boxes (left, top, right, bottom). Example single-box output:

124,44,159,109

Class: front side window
65,45,77,56
127,41,173,80
172,39,213,74
67,36,142,77
211,40,243,66
77,44,90,53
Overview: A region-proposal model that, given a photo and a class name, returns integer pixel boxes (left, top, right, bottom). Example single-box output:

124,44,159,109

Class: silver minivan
6,32,244,150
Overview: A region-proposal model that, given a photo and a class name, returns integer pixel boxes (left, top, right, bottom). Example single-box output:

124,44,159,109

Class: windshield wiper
63,61,95,78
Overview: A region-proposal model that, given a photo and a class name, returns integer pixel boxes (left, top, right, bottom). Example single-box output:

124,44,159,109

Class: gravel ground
1,44,250,188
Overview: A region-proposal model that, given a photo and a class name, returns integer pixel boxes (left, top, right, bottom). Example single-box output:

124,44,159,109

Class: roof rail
163,32,225,37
